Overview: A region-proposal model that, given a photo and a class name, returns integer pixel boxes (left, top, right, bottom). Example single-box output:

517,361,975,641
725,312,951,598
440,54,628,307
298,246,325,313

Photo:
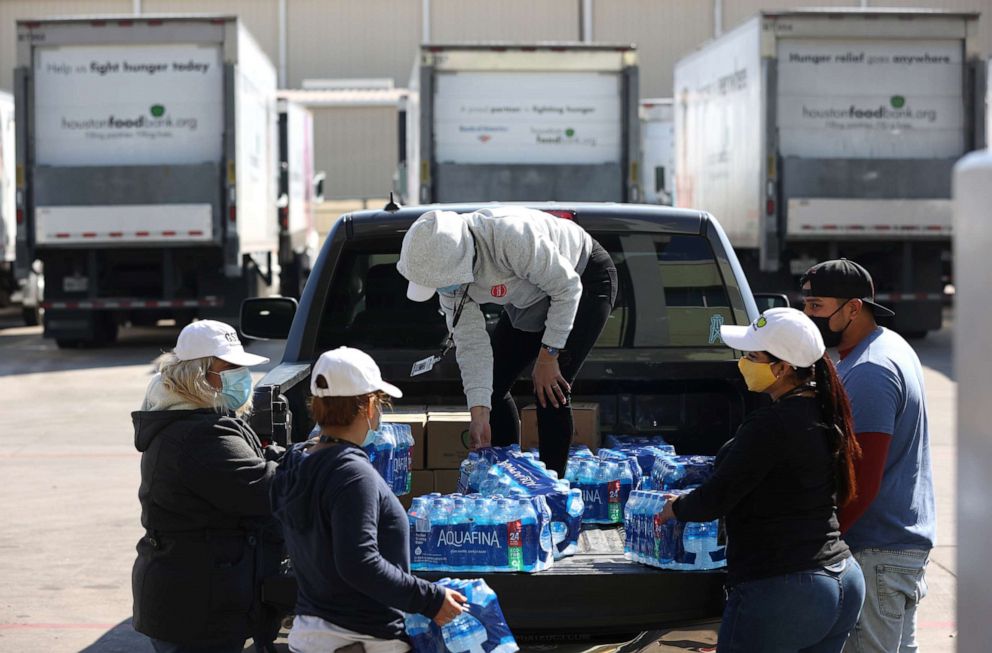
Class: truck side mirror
313,172,326,204
752,292,791,313
241,297,297,340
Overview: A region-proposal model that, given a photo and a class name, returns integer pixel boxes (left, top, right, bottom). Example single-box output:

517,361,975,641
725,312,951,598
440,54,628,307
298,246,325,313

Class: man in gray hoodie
397,206,617,476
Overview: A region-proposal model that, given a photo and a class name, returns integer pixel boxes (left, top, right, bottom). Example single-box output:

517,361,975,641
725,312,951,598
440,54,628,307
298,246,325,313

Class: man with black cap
801,259,935,653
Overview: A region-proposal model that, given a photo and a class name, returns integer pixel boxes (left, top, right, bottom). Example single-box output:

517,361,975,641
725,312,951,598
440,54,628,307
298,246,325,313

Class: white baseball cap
311,346,403,398
174,320,269,366
719,307,825,368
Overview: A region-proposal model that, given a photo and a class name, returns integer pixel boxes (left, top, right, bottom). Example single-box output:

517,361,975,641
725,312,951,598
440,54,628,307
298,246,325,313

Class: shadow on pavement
78,619,154,653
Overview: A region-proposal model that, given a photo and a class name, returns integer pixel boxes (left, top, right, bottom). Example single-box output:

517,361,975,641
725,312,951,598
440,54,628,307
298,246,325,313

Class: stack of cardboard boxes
390,402,602,509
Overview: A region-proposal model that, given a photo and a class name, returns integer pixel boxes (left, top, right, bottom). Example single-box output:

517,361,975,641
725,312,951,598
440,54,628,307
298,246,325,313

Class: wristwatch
543,345,559,357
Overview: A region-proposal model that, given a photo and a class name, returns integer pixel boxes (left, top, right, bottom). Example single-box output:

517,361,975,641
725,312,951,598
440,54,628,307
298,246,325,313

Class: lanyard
441,286,471,356
410,285,470,377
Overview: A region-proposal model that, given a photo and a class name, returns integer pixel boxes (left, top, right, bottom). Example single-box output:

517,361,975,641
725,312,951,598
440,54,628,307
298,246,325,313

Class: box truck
417,44,640,204
675,9,985,335
0,91,19,315
14,16,279,346
276,97,324,299
640,98,675,205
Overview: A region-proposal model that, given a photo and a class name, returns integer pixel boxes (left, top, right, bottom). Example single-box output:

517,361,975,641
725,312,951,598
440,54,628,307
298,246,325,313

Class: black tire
22,306,41,327
55,338,83,349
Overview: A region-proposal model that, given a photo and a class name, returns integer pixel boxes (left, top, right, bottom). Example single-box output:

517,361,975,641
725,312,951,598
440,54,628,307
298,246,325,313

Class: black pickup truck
243,202,767,637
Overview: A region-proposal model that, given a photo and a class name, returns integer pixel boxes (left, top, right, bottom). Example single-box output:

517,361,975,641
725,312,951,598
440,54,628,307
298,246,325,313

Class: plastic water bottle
682,521,707,570
404,612,432,642
516,498,538,572
427,498,451,572
460,452,479,494
408,497,429,571
442,612,488,653
623,490,640,560
469,458,490,493
489,498,514,572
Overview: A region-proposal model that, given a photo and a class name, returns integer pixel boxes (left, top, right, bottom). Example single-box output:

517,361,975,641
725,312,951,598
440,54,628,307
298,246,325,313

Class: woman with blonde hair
272,346,466,653
131,320,284,653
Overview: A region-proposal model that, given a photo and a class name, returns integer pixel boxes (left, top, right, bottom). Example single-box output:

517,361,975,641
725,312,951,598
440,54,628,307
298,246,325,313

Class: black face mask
809,299,852,348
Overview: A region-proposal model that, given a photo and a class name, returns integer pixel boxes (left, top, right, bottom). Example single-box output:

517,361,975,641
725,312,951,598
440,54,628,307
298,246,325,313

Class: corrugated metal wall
872,0,989,55
592,0,713,99
430,0,579,42
144,0,279,64
0,0,130,89
312,105,398,200
287,0,421,88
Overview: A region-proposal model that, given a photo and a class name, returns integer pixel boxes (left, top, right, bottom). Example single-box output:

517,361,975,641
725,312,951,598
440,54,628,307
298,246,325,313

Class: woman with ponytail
658,307,865,652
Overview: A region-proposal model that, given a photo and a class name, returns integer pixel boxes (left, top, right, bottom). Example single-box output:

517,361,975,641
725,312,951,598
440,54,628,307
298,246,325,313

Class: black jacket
131,407,282,646
674,396,850,585
271,441,445,639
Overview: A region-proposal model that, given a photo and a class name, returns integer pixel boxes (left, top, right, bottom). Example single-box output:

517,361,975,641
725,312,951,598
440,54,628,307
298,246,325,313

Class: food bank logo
60,103,200,131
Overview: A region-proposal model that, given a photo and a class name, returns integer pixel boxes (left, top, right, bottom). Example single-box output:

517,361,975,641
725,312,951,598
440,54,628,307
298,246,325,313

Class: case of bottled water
623,489,726,570
408,493,553,573
643,455,715,492
605,434,673,450
308,422,414,496
405,578,518,653
460,447,583,559
563,452,639,525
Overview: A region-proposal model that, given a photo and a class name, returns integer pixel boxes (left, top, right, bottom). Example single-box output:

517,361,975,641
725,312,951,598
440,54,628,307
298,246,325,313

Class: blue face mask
215,367,253,411
362,408,381,447
437,284,462,295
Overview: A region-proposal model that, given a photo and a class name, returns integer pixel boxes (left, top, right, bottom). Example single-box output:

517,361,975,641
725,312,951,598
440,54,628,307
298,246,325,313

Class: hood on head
396,210,475,290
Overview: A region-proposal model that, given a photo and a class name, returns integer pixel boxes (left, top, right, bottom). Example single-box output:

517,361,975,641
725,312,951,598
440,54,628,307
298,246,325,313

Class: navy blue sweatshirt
271,440,445,639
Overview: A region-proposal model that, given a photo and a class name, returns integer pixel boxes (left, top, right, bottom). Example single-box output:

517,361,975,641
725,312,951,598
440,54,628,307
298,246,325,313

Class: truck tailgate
419,527,726,636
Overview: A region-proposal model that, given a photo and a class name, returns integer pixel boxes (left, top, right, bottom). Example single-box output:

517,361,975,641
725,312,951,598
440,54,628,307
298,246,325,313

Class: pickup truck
243,201,767,637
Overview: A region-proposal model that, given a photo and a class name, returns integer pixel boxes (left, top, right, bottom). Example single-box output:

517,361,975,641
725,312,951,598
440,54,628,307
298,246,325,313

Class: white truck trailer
639,98,675,205
276,97,323,299
417,44,640,204
674,9,985,335
14,16,279,346
0,91,17,314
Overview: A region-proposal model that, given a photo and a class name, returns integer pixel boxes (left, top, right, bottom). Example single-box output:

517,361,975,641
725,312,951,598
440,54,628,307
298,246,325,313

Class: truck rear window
315,232,736,352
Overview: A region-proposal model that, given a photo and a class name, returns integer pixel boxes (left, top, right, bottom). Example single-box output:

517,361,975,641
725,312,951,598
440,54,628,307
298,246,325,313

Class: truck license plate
63,276,89,292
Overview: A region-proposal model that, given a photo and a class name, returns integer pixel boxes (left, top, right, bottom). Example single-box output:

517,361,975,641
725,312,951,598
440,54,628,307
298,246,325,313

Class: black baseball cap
800,258,895,318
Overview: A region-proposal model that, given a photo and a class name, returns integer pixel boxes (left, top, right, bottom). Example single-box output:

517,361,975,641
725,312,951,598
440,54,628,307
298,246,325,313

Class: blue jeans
842,548,930,653
718,557,866,652
150,638,245,653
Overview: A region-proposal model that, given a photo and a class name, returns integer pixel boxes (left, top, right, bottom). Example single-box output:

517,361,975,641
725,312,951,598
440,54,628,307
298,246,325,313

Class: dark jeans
489,240,617,476
718,557,866,653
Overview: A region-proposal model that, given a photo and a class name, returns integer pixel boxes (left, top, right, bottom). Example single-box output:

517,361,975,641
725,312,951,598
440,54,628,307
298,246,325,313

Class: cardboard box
521,402,601,452
381,411,427,470
426,411,473,469
399,470,435,510
434,470,462,494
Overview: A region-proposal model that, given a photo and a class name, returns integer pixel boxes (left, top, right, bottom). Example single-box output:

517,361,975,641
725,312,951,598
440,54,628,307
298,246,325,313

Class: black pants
489,241,617,476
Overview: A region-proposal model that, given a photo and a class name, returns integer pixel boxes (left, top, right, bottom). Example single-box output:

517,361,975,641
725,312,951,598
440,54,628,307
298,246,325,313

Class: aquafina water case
646,455,715,492
405,578,518,653
409,493,553,573
623,489,725,570
470,447,583,559
362,422,414,496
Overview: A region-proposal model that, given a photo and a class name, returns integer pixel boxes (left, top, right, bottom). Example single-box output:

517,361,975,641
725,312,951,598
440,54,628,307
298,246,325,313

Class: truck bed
261,525,726,637
418,526,726,636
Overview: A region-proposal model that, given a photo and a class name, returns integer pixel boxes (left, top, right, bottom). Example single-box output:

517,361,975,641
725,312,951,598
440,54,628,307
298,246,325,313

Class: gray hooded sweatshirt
397,206,592,409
